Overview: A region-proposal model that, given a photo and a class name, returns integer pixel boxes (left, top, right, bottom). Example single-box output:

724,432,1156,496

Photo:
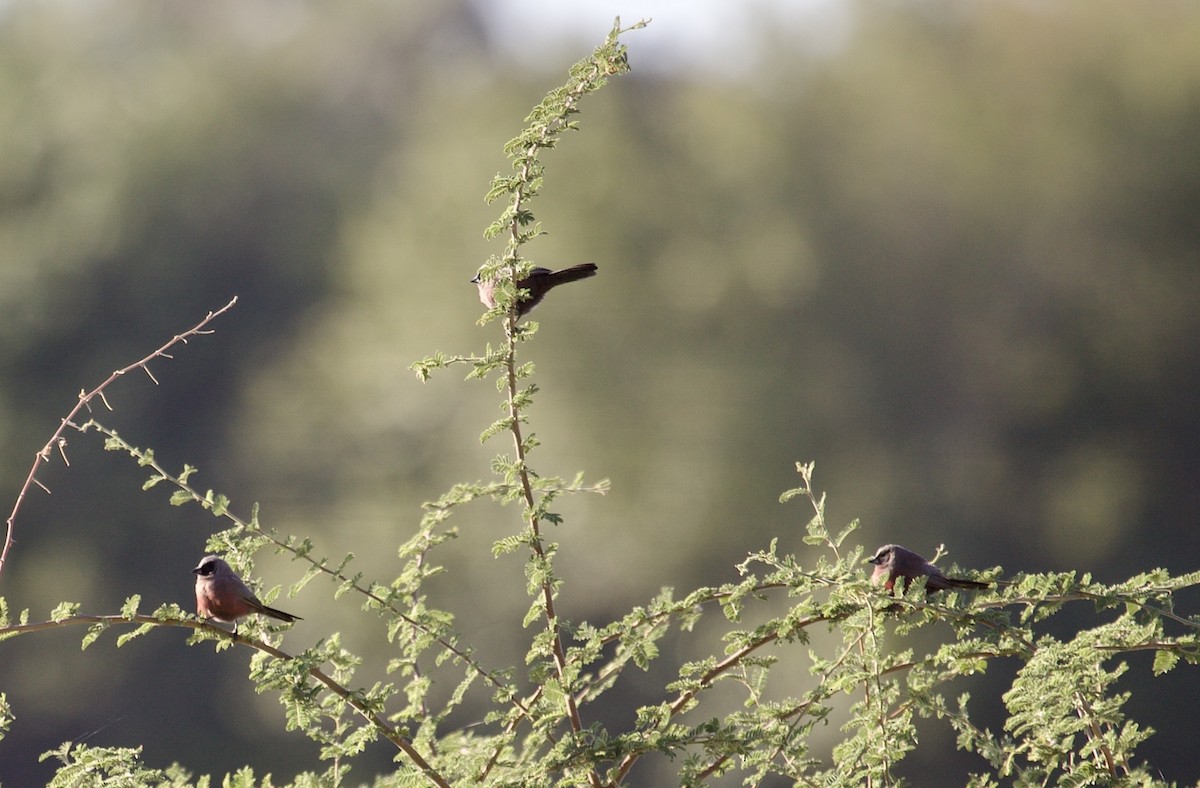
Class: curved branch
79,421,535,732
0,612,451,787
608,614,832,784
1,297,239,578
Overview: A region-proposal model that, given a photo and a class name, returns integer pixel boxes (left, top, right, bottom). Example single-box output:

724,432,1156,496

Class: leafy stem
1,296,239,578
0,609,450,787
472,18,644,787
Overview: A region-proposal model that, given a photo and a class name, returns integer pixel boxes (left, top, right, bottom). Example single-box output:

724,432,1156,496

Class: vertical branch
861,609,894,787
503,336,587,736
483,24,640,785
501,127,589,748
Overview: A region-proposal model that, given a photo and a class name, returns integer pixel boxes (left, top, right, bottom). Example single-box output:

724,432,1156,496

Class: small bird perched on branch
867,544,989,594
472,263,598,318
193,555,301,633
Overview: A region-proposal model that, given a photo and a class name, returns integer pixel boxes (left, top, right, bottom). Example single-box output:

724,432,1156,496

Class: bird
867,544,989,595
192,555,301,632
471,263,598,318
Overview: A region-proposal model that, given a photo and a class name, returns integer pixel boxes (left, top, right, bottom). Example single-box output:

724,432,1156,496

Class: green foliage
3,14,1200,788
39,743,201,787
0,692,12,744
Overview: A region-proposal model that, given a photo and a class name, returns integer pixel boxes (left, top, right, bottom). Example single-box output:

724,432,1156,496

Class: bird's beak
866,556,880,565
469,274,480,283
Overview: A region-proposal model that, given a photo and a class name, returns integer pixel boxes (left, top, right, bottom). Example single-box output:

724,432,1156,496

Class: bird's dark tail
260,605,302,623
546,263,599,288
944,577,989,590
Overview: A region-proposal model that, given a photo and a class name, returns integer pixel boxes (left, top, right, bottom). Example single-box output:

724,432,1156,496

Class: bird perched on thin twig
867,544,989,595
472,263,598,318
193,555,301,633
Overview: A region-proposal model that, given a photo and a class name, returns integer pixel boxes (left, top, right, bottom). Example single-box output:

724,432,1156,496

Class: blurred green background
2,0,1199,783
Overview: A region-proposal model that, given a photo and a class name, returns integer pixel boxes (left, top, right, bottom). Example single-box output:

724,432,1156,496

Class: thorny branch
0,611,451,787
1,297,239,578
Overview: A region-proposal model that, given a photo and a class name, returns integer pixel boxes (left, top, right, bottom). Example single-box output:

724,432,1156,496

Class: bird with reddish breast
472,263,598,318
867,544,989,595
193,555,301,633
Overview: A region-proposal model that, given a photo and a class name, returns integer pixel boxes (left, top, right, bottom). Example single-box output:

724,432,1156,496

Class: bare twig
1,297,239,577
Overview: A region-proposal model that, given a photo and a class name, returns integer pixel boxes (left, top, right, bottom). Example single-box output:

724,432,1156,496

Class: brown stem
0,612,451,787
484,54,610,788
1,297,239,578
609,620,827,784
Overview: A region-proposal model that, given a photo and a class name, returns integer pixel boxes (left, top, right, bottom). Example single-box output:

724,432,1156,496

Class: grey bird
471,263,598,318
193,555,300,632
867,544,989,594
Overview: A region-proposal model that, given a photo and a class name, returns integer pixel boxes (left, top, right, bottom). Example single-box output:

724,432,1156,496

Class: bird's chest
197,584,243,621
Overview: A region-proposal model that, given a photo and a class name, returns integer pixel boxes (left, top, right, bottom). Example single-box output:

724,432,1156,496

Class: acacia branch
1,297,239,578
693,625,864,782
0,611,451,787
482,40,625,788
77,421,539,734
609,615,832,784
